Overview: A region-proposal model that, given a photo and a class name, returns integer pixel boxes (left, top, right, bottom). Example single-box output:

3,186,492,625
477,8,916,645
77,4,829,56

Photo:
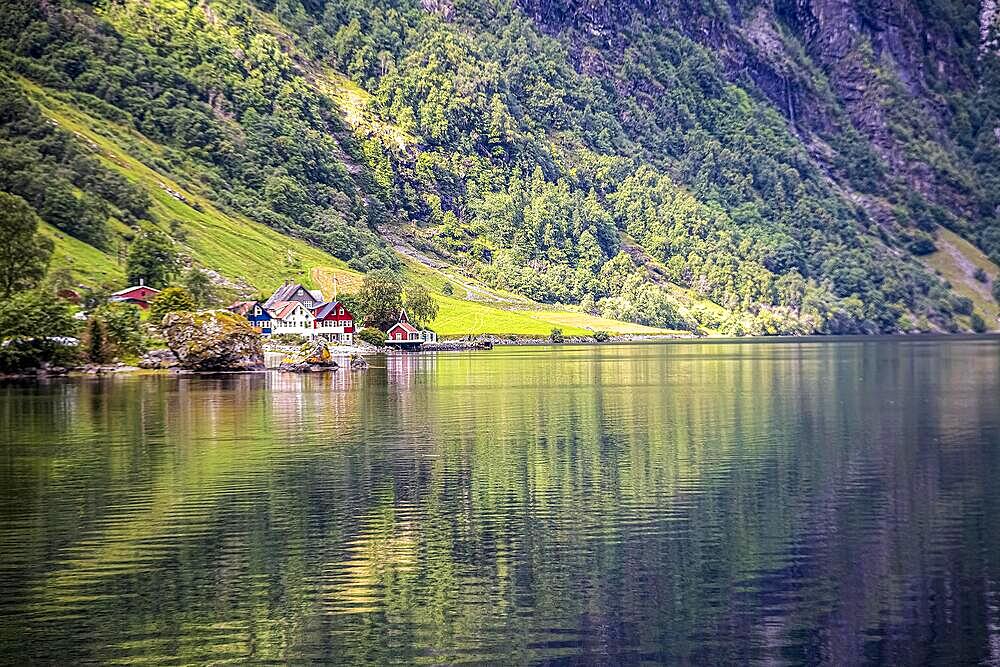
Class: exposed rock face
277,340,340,372
517,0,987,216
161,311,263,371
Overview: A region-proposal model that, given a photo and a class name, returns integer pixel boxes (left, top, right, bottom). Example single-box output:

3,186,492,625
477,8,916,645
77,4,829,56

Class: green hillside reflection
1,340,999,664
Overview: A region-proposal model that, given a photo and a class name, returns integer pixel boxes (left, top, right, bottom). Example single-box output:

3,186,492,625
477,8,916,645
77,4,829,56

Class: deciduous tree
0,192,53,299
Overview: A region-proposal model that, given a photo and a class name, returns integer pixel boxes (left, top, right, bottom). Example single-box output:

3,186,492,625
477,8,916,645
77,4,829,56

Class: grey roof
263,283,322,309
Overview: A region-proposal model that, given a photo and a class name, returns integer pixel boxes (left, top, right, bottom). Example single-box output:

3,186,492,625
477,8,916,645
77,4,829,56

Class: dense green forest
1,0,998,335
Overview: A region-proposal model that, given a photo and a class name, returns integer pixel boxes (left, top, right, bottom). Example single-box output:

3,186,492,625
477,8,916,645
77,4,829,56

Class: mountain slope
1,0,998,334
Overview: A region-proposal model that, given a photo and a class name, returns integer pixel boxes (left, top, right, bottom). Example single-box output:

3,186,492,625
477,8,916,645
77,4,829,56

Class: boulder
161,310,263,371
349,354,369,370
277,340,339,373
138,348,179,369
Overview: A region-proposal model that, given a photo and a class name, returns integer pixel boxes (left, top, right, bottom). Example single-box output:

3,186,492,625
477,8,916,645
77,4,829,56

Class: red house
109,281,161,310
385,309,422,347
312,301,355,343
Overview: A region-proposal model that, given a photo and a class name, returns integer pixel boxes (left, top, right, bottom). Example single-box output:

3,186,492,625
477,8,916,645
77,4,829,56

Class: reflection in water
1,339,999,664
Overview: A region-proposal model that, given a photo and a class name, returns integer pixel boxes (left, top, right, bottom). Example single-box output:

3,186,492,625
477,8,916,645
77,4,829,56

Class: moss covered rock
161,310,263,371
277,340,339,372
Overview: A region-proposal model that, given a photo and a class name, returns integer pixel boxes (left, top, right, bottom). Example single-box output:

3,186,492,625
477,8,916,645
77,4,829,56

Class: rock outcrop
138,348,179,369
161,310,263,371
277,340,340,372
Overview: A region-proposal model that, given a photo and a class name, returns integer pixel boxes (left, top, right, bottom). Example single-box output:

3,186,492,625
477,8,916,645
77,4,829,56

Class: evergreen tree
82,317,113,363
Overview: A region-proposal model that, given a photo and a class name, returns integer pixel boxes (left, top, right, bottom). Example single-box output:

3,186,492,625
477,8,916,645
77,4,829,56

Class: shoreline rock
161,310,264,371
276,340,340,373
138,349,179,369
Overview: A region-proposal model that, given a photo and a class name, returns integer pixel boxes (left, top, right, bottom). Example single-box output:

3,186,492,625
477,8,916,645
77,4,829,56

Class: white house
268,301,316,338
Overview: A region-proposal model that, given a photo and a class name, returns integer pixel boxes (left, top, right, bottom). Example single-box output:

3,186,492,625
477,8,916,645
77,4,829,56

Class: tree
0,290,79,370
182,267,219,307
550,327,564,343
82,317,114,363
93,302,145,356
441,282,454,296
357,269,403,328
994,280,1000,305
149,286,197,324
404,283,439,327
126,231,178,289
0,192,53,298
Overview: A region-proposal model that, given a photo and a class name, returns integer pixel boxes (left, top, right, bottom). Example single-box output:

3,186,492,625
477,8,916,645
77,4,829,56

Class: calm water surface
1,339,999,665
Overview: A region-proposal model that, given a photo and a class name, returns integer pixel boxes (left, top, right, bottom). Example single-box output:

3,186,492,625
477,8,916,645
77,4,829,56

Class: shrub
906,231,937,256
0,336,79,371
93,303,145,356
970,312,988,333
993,280,1000,304
951,295,974,316
973,267,988,283
0,290,80,370
357,327,387,347
271,333,308,345
149,287,197,325
441,282,454,296
550,327,564,343
592,330,609,342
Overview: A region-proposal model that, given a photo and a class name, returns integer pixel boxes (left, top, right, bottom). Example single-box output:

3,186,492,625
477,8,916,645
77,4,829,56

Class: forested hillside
1,0,998,334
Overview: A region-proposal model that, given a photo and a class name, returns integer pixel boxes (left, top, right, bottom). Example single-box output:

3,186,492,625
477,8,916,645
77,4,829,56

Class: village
110,280,439,349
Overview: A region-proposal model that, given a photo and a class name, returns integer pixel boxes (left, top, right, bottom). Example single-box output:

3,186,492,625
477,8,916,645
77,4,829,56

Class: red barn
109,282,161,310
312,301,355,343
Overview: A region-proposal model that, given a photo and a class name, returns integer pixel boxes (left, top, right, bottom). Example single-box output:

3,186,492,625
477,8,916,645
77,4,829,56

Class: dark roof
264,283,323,309
313,301,352,319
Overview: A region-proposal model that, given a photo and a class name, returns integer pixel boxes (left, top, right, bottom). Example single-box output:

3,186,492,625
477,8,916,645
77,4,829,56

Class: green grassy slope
18,76,351,294
922,229,1000,329
18,76,673,337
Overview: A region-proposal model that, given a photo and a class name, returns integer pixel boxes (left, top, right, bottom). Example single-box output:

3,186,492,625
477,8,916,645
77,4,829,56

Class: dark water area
1,338,999,665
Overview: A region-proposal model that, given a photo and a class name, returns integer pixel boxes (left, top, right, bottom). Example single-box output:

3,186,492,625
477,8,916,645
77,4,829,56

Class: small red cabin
385,308,422,346
109,283,161,310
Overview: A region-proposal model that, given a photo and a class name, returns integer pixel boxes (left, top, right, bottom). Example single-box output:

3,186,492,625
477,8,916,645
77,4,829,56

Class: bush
973,267,988,283
271,333,308,345
149,287,197,325
550,327,564,343
357,326,387,347
93,302,145,356
592,330,609,342
951,295,974,316
994,280,1000,304
441,282,454,296
970,312,988,333
0,290,80,370
907,232,937,256
0,336,79,371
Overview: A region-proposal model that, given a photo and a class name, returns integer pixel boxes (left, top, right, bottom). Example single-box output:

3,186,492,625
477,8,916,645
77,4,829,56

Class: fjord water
1,339,999,665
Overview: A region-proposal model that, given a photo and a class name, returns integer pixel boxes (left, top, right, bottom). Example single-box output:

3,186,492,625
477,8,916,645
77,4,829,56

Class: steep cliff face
519,0,994,224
